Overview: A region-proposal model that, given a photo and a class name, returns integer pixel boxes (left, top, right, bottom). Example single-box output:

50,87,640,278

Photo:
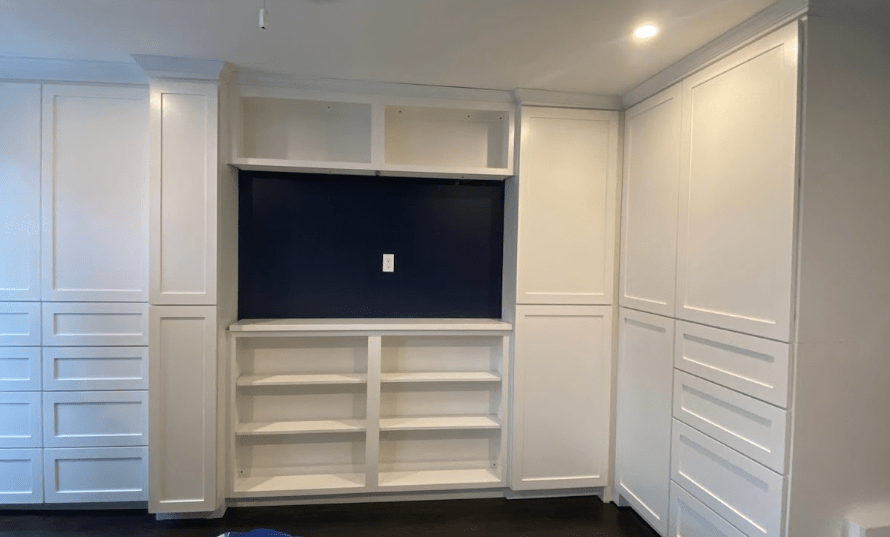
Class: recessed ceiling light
634,24,659,39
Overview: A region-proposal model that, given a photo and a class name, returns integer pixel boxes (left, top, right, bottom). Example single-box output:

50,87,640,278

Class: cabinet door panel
615,308,673,535
512,305,612,490
676,23,799,341
0,448,43,504
0,302,41,347
669,482,746,537
0,347,41,391
516,108,618,305
44,447,147,503
149,305,217,513
43,391,148,448
620,86,681,316
42,302,148,347
0,83,41,302
0,392,41,448
43,347,147,391
41,85,149,303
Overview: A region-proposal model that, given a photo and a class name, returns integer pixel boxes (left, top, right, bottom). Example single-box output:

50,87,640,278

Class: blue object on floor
220,530,295,537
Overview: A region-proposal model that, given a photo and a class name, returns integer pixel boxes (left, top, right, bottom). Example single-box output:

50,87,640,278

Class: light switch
383,254,395,272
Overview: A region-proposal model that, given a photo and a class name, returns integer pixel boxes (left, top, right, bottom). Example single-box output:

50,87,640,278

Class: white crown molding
236,68,516,104
621,0,809,108
0,57,147,85
513,89,622,111
131,54,233,82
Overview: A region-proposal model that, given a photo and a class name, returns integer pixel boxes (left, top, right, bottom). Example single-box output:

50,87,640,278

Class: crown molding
513,89,622,111
0,57,147,85
132,55,233,82
621,0,809,108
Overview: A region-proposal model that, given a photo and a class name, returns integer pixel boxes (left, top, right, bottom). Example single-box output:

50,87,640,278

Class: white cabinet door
0,347,41,391
43,391,148,448
149,305,217,513
511,305,612,490
0,302,41,347
516,107,618,305
41,85,149,303
0,448,43,504
149,82,218,306
44,447,147,503
675,23,799,341
42,302,149,347
619,86,682,317
0,83,41,302
43,347,148,391
615,308,674,535
0,392,41,448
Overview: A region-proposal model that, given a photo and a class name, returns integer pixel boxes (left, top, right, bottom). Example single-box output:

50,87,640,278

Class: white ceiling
0,0,786,95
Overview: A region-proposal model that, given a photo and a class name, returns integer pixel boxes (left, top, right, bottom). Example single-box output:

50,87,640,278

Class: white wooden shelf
379,415,501,432
380,371,501,383
230,318,512,334
237,374,368,387
378,469,501,488
233,473,366,496
236,419,366,436
230,158,512,180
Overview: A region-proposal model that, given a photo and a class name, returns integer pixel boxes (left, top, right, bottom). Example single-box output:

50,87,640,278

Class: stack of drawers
669,321,791,537
0,303,150,504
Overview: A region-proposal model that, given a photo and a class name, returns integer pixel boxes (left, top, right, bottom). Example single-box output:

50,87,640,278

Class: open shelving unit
231,87,515,180
228,319,511,498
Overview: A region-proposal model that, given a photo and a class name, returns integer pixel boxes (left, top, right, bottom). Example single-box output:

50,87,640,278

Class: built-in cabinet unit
616,21,800,537
228,319,510,497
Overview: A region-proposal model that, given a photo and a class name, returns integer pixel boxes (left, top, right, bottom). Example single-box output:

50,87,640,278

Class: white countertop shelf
237,374,368,387
230,318,512,334
236,419,366,436
380,371,501,383
379,415,501,432
233,473,366,496
378,469,501,488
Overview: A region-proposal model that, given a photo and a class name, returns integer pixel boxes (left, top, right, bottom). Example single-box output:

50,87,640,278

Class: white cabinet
511,305,612,490
515,107,619,305
43,447,147,503
149,305,217,513
0,83,41,303
0,392,41,448
615,308,674,536
149,82,218,306
41,302,149,347
0,448,43,504
619,86,681,317
43,391,148,448
43,347,148,391
0,302,41,347
675,24,799,341
669,483,746,537
41,85,149,303
0,348,41,392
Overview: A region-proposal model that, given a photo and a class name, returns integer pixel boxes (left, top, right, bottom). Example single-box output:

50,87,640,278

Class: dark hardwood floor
0,497,659,537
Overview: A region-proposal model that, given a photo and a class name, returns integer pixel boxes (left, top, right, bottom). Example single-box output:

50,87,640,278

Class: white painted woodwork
672,420,786,537
516,107,619,305
238,387,367,424
43,347,148,391
0,448,43,504
235,336,369,376
379,416,500,432
512,305,612,490
0,83,41,302
364,335,381,489
0,302,41,347
40,85,148,303
674,371,788,473
380,335,504,376
378,468,500,489
230,318,512,333
41,302,149,347
149,305,217,513
674,320,791,408
615,308,674,535
619,85,682,317
0,392,41,448
675,23,799,341
241,97,373,163
149,82,218,306
236,419,366,436
233,473,365,497
669,482,746,537
0,347,41,391
43,447,147,503
43,391,148,448
237,374,367,387
381,372,500,383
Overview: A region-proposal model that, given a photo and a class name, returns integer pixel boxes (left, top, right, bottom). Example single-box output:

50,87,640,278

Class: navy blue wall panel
238,172,504,319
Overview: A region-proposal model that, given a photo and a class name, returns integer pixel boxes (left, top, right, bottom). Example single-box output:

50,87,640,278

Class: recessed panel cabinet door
516,108,619,305
41,85,149,303
620,86,681,317
511,305,612,490
0,83,41,302
675,23,799,341
615,308,674,535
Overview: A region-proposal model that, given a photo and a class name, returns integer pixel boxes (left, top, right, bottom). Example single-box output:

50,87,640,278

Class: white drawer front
675,321,791,408
672,420,786,537
44,391,147,448
0,302,41,346
43,347,148,391
42,302,148,346
669,482,746,537
0,392,41,448
0,347,41,391
674,371,789,473
44,447,147,503
0,448,43,504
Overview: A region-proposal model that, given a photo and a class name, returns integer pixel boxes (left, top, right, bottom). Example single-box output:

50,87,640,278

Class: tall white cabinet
510,107,619,491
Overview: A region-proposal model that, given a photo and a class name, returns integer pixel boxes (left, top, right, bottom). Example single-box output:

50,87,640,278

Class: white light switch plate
383,254,394,272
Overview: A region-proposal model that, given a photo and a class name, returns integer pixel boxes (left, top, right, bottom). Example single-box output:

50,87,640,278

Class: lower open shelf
378,468,501,488
234,473,366,497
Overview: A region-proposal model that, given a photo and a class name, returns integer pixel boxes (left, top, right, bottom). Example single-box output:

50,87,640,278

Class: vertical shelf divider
365,335,382,489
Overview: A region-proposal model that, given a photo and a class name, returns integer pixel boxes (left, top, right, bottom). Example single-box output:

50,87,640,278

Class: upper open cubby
231,88,515,180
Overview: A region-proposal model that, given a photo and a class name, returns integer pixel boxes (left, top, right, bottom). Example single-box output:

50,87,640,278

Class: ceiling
0,0,789,96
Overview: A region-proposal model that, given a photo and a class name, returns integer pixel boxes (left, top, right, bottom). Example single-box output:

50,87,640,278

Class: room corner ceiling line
513,89,621,111
131,55,233,82
0,56,148,85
